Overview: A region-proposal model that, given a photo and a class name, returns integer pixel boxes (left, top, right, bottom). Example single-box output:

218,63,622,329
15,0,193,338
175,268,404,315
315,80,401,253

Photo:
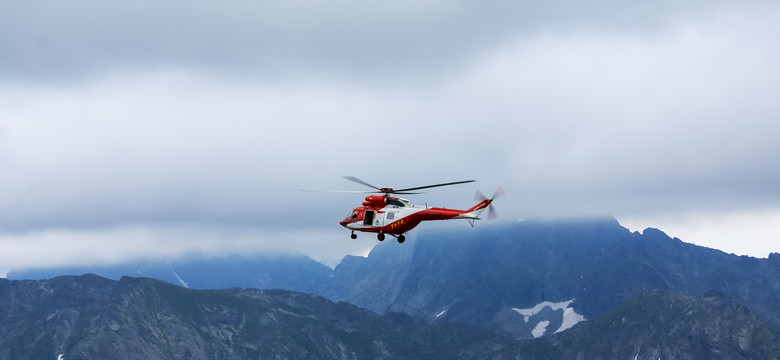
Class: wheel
377,233,385,241
397,235,405,243
351,233,357,239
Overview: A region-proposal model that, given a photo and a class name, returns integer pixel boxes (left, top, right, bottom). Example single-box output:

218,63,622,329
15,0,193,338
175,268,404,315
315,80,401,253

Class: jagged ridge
0,275,521,360
320,218,780,339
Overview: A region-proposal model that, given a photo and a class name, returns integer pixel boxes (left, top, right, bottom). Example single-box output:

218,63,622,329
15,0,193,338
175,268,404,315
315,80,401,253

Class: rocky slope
0,275,521,360
532,290,780,360
1,275,777,359
317,218,780,339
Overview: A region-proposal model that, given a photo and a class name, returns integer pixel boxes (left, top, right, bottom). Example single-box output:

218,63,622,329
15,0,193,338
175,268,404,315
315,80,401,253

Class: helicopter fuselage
339,195,491,237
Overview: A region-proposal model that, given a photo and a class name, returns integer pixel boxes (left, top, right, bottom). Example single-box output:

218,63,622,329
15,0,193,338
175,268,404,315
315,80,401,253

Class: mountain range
9,254,332,294
0,275,522,359
316,218,780,338
6,218,780,358
1,275,777,359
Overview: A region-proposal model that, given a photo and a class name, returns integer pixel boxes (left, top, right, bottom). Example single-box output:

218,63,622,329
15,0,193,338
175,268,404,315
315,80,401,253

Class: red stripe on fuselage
375,207,468,234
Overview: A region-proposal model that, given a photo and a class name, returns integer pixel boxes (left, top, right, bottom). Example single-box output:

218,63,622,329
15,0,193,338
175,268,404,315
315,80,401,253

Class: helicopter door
363,210,374,226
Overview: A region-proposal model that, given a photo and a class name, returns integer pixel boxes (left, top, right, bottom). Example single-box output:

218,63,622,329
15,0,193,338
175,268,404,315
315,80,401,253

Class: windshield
386,198,405,207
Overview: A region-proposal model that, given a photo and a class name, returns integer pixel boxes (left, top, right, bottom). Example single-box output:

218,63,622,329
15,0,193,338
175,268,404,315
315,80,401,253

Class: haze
1,0,778,275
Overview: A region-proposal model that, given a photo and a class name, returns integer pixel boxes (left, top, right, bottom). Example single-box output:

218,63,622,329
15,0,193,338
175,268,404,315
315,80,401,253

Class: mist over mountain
9,254,332,293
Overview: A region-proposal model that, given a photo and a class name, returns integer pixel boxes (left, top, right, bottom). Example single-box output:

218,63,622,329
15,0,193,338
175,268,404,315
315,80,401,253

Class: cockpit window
351,211,358,219
386,198,405,207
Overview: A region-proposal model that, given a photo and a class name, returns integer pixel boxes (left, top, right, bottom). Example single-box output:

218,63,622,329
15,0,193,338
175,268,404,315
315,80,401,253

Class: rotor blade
487,205,498,220
475,190,487,202
492,186,506,200
343,176,381,191
300,189,373,193
396,180,476,193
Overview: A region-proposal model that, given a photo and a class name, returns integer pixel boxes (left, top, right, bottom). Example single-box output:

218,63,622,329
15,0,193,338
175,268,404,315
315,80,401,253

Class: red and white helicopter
333,176,503,243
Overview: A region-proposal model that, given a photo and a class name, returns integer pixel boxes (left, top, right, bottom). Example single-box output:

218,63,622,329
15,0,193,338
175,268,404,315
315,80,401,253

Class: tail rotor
475,186,505,220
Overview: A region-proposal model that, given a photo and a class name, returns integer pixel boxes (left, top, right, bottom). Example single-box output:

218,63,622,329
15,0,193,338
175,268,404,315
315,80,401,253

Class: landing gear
355,232,406,243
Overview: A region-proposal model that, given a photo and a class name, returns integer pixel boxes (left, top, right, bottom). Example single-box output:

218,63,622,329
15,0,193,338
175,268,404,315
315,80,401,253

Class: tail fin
463,186,504,220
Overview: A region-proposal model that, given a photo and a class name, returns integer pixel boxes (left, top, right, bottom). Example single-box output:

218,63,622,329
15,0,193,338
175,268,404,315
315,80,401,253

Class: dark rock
314,218,780,339
0,275,522,360
545,290,780,360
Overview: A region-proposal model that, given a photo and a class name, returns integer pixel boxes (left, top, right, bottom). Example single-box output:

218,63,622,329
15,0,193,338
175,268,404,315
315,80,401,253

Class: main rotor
343,176,475,195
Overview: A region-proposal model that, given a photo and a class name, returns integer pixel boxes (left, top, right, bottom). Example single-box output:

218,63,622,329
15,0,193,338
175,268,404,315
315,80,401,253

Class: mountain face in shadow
317,218,780,339
1,275,777,360
538,290,780,360
9,218,780,341
0,275,522,360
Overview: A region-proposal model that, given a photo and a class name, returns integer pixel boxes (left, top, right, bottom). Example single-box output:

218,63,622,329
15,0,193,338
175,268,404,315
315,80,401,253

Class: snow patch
558,302,586,333
531,320,550,338
169,264,189,288
514,300,571,317
512,299,586,336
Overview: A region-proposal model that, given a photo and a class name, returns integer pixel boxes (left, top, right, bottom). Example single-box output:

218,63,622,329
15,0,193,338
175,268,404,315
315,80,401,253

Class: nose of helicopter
339,218,349,227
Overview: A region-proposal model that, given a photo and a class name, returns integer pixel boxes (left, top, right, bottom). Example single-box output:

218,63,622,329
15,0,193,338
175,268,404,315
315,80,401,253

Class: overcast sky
1,1,778,275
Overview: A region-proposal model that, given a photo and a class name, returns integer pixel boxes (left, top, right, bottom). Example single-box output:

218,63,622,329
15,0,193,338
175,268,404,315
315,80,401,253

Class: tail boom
454,198,492,220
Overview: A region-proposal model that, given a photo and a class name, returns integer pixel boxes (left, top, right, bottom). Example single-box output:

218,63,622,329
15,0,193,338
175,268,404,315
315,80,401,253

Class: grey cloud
0,0,756,83
1,0,778,268
0,225,372,274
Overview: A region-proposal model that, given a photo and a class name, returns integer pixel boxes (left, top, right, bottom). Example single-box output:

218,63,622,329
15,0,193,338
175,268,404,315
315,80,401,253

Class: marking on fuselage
388,218,406,230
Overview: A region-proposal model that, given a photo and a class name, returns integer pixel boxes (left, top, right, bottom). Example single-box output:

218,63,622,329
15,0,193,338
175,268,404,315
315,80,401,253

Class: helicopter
332,176,503,243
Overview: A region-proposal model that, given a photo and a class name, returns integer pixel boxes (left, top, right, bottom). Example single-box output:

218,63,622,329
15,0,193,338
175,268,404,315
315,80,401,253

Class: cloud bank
1,1,778,273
